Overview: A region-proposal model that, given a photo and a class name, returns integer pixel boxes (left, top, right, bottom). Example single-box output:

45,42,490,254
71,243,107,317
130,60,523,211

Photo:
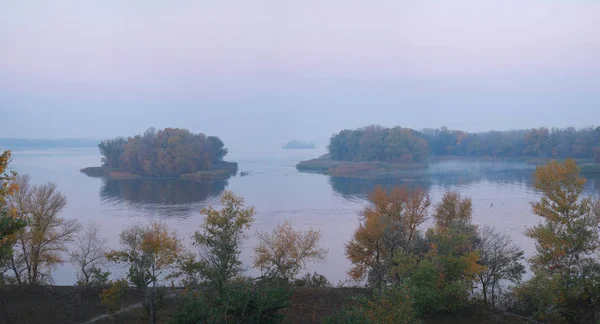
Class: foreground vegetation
2,147,600,323
81,128,238,180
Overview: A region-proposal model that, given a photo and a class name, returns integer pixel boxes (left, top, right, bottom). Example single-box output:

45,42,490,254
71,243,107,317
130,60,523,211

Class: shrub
101,279,128,314
323,285,421,324
170,278,293,324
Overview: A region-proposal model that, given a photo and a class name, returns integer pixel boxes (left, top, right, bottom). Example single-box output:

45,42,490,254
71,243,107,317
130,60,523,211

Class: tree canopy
98,128,234,177
328,125,600,162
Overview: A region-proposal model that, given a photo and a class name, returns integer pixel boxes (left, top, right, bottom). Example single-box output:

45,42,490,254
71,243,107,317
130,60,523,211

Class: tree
106,222,183,324
0,151,26,284
8,175,80,284
475,226,525,306
0,150,26,246
194,191,255,289
69,222,109,286
518,159,600,322
433,191,473,229
345,188,393,288
346,186,431,288
99,128,236,177
253,220,328,280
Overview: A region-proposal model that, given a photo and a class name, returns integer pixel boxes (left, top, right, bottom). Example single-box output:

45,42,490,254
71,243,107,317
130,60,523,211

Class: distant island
282,140,316,149
0,138,99,150
297,125,600,177
81,128,237,181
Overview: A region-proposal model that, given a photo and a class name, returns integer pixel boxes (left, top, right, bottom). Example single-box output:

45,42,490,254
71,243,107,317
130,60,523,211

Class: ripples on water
9,149,600,285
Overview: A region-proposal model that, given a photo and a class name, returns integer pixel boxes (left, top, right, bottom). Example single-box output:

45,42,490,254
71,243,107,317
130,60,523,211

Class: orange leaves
346,186,432,285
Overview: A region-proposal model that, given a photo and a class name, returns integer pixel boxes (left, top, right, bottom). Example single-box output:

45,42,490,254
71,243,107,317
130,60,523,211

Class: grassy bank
81,162,238,181
296,155,427,177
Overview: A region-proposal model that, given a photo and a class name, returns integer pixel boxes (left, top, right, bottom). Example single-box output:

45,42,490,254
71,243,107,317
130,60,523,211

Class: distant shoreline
296,155,600,177
80,164,237,181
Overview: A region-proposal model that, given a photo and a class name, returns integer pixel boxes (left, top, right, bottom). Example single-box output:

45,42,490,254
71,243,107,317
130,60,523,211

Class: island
297,125,600,177
282,140,316,149
81,127,237,181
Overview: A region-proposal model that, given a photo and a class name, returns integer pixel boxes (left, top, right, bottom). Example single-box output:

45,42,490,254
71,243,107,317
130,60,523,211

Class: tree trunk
482,282,487,304
491,281,496,307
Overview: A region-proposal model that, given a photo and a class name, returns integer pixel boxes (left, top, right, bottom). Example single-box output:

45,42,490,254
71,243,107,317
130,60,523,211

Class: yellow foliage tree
8,175,80,284
253,220,327,280
107,222,184,324
346,186,431,288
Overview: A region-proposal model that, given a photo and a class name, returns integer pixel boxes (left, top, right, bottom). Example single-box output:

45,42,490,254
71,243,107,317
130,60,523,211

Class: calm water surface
9,149,600,285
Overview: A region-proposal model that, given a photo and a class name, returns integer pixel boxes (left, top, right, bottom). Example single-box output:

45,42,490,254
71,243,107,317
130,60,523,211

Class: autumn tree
433,191,473,229
474,226,525,306
98,128,236,177
253,220,327,280
0,151,26,245
69,222,109,286
0,151,26,284
516,159,600,322
8,175,80,284
346,186,431,288
193,191,255,289
107,222,183,324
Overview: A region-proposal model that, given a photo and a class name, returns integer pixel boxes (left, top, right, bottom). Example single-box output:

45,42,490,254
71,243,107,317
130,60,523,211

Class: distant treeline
328,125,600,163
98,128,234,177
282,140,316,149
0,138,99,150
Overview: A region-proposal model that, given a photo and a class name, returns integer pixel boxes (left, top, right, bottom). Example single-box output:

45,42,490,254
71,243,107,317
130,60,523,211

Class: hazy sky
1,0,599,149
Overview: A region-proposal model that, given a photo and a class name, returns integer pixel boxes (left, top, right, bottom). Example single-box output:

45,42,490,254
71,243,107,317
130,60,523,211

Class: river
8,148,600,285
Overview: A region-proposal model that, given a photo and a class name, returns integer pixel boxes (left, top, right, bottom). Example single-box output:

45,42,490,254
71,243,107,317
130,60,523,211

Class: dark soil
0,285,145,324
0,285,537,324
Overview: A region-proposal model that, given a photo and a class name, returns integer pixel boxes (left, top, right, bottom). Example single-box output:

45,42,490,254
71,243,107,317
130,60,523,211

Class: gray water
8,148,600,285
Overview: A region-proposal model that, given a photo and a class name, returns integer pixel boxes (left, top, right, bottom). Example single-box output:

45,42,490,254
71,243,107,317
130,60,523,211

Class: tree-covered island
297,125,600,176
81,128,237,180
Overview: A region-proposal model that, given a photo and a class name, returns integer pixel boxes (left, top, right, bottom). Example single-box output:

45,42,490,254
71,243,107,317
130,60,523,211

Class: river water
8,148,600,285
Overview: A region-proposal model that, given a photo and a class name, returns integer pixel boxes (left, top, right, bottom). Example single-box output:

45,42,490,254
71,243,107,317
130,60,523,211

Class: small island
282,140,316,149
81,127,237,181
297,125,600,177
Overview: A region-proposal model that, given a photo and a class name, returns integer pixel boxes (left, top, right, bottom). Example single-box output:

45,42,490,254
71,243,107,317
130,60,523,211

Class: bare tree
254,220,328,281
70,222,108,285
8,175,81,284
475,225,525,306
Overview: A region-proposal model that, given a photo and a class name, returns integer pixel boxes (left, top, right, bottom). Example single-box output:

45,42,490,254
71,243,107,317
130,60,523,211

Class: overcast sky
1,0,599,150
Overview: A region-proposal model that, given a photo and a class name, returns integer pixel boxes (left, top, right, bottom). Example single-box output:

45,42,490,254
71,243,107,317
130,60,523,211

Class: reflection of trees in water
100,178,227,206
329,177,432,199
329,170,538,199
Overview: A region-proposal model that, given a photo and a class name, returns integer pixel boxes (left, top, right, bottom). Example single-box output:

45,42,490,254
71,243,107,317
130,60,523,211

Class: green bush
323,286,421,324
101,279,128,314
170,278,293,324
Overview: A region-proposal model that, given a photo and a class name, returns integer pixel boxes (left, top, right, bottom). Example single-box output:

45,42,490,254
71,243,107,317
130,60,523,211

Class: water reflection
329,168,600,199
329,170,538,199
99,178,228,219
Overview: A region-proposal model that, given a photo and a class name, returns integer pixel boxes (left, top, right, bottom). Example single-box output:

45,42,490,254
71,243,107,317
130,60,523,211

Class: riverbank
297,155,600,177
81,162,238,181
296,155,426,177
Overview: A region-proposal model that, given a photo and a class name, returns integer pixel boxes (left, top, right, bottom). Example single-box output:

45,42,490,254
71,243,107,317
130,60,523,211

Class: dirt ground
0,285,145,324
0,285,535,324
